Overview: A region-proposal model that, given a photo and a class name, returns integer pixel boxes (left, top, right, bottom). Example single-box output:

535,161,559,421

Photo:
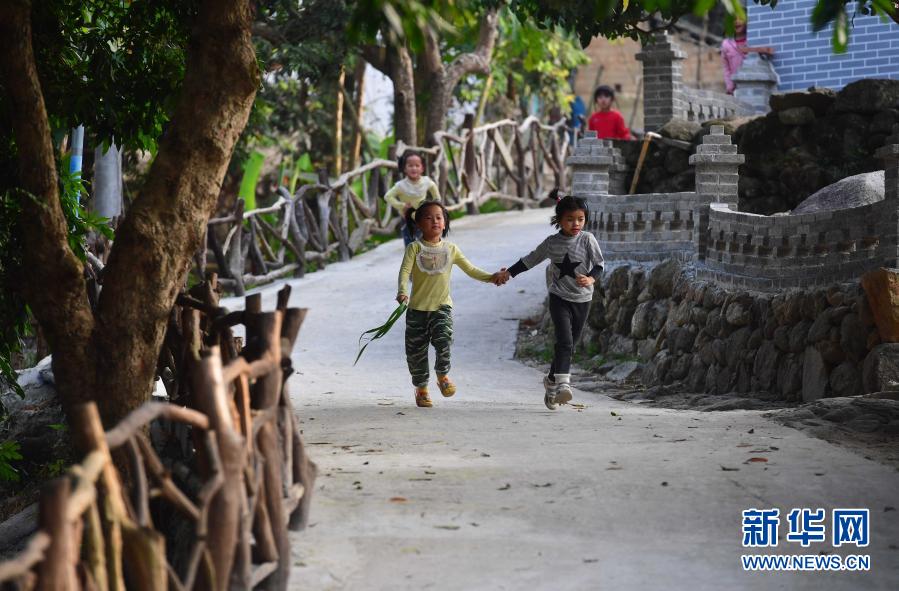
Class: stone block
862,343,899,393
860,268,899,342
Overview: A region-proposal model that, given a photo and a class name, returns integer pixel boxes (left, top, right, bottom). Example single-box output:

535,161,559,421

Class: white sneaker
554,374,573,405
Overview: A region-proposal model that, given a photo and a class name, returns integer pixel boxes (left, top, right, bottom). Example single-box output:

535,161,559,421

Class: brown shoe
415,387,433,408
437,375,456,397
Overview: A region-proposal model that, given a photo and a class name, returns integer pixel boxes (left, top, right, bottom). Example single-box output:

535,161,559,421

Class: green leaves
0,440,23,483
354,303,408,365
57,155,115,262
29,0,196,152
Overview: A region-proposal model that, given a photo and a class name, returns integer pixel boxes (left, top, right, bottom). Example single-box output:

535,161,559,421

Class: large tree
0,0,258,431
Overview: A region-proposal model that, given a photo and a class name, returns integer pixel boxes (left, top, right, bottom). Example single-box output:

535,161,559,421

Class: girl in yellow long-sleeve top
396,201,506,407
384,152,441,246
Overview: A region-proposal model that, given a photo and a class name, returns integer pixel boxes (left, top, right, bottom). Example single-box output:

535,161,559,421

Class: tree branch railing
0,281,315,591
197,116,576,294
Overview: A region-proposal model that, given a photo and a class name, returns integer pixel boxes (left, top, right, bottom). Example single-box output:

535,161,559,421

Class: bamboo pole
350,60,366,171
334,66,345,176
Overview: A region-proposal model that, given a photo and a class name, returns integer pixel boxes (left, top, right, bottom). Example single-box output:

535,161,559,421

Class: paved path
230,209,899,590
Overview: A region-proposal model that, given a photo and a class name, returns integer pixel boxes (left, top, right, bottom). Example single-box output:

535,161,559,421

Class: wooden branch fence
0,281,315,591
197,116,576,294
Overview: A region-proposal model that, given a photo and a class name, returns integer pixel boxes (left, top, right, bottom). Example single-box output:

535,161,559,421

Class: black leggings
548,293,590,379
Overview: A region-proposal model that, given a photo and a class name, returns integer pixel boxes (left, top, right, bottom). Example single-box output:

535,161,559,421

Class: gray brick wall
698,201,892,290
748,0,899,91
571,127,899,292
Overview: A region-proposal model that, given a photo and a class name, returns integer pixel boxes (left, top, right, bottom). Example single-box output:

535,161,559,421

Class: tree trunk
423,9,499,147
0,0,260,433
388,44,417,146
0,1,98,421
96,0,259,427
349,59,367,171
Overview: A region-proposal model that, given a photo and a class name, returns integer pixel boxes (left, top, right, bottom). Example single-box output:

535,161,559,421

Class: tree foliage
464,9,588,112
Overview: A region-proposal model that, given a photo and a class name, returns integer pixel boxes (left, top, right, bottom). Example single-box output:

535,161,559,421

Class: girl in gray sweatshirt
500,193,604,409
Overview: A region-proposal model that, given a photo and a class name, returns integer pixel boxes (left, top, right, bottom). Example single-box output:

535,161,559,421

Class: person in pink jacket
721,19,774,94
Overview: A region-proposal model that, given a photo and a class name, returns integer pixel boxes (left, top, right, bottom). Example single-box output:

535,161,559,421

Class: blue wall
748,0,899,91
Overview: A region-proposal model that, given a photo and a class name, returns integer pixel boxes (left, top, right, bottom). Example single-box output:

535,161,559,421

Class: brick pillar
689,125,745,207
733,54,778,114
635,32,687,132
566,131,613,199
877,135,899,267
689,125,745,263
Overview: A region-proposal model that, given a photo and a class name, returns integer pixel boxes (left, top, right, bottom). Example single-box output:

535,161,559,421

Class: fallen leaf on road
570,403,586,409
747,428,755,434
425,470,436,475
745,457,768,463
721,466,740,472
396,412,405,416
885,506,896,512
606,466,623,471
610,411,619,416
470,522,480,527
434,525,460,530
481,453,491,457
736,443,752,448
498,483,511,491
389,497,408,503
660,481,668,487
532,483,553,488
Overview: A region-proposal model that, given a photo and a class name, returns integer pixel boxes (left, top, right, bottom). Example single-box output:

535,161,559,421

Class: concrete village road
226,208,899,591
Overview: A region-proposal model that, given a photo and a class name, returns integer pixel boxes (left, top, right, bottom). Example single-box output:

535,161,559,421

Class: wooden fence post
227,200,246,296
193,350,246,591
35,478,77,591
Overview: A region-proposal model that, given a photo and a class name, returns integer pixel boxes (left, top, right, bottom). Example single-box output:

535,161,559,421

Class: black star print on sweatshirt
553,252,581,279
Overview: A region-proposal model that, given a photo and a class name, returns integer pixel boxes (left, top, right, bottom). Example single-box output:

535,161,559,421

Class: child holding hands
498,193,604,409
397,201,506,408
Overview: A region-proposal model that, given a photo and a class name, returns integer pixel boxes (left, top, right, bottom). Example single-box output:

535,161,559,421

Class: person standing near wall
587,85,635,140
721,18,774,95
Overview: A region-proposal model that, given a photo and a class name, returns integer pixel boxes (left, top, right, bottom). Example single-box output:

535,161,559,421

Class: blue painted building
747,0,899,91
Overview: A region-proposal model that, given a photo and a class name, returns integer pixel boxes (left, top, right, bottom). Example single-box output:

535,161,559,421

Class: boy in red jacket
587,85,634,140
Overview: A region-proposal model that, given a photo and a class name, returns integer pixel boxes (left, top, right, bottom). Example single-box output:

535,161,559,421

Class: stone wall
587,192,698,263
699,200,894,291
748,0,899,91
587,261,887,401
738,81,899,214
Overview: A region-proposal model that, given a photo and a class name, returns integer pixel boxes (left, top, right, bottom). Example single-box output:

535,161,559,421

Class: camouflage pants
405,305,454,387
